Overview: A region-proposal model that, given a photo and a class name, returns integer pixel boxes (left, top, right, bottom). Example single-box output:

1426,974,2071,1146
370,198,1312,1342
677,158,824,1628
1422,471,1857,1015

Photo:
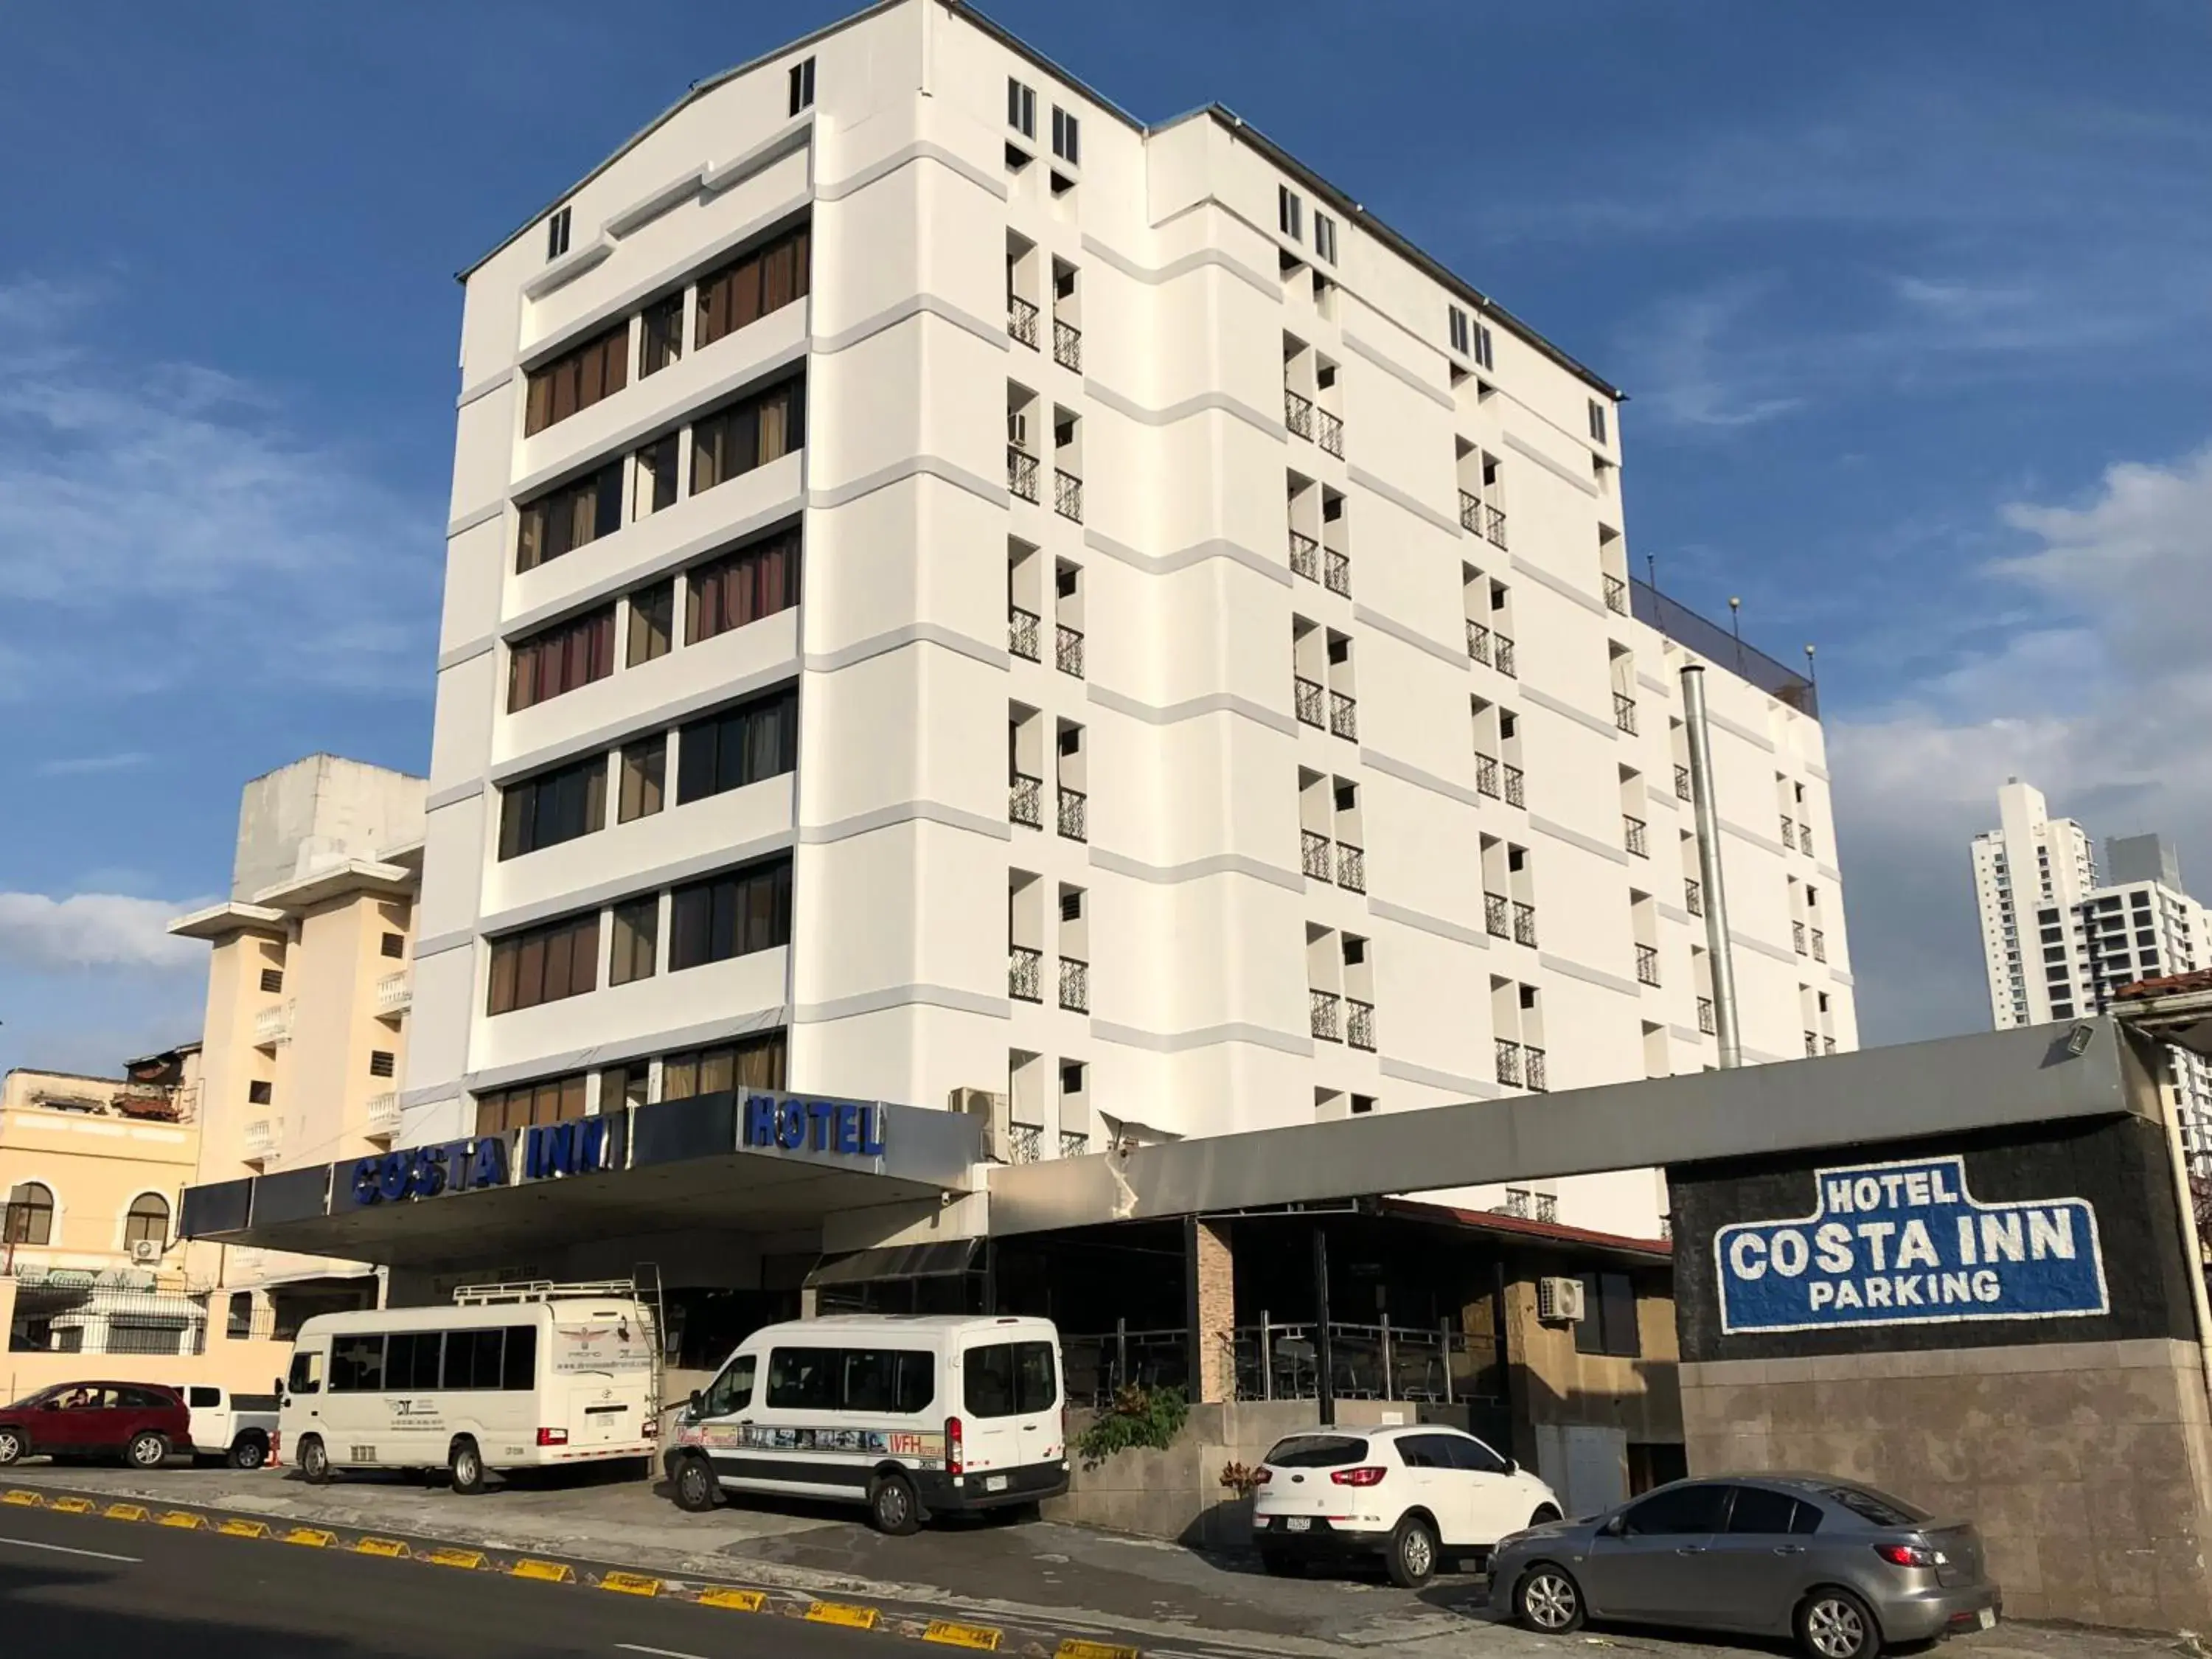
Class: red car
0,1382,192,1470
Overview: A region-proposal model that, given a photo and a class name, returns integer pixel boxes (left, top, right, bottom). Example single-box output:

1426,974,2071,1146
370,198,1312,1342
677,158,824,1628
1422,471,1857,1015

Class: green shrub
1074,1383,1189,1466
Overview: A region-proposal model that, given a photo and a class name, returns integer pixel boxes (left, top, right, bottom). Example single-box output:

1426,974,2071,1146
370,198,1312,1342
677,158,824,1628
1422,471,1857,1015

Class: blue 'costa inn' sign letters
1716,1155,2108,1334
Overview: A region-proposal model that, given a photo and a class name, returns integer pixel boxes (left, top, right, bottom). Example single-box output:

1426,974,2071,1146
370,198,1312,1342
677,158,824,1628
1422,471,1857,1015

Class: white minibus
278,1281,656,1492
667,1313,1068,1534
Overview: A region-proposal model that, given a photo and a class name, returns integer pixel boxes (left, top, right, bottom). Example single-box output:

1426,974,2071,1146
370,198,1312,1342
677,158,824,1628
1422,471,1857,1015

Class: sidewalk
0,1461,2179,1659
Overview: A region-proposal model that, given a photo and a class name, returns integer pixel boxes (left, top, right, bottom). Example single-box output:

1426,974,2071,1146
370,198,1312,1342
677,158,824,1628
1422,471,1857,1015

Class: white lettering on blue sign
1715,1155,2108,1334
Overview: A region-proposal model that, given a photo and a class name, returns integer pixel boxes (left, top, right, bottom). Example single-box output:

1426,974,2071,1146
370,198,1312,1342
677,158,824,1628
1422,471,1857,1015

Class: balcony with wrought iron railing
1804,1030,1820,1058
1294,676,1324,728
1636,943,1660,987
1624,815,1649,858
1007,445,1039,502
1697,995,1717,1035
1059,957,1089,1013
1009,1122,1043,1164
1289,529,1320,583
1613,692,1638,734
1793,919,1809,956
1486,891,1511,940
1495,634,1517,678
1053,317,1082,372
1812,928,1827,963
1336,843,1366,894
1284,387,1314,441
1009,772,1043,829
1485,504,1508,549
1324,549,1351,598
1781,814,1796,849
365,1092,402,1138
1686,877,1704,917
1495,1038,1523,1087
253,1003,292,1047
1328,690,1357,742
1059,1131,1089,1160
1824,1034,1837,1056
1504,763,1525,808
1498,1187,1559,1224
1009,605,1040,661
1466,619,1492,667
1009,945,1043,1002
1310,988,1341,1043
1317,408,1343,459
1604,574,1628,615
243,1119,276,1158
1058,786,1088,842
1301,828,1332,882
1054,468,1083,522
1525,1046,1548,1091
1055,623,1085,678
1799,822,1816,857
1513,901,1538,948
1675,764,1693,801
1475,753,1501,800
1459,490,1482,532
375,973,411,1015
1346,998,1376,1051
1007,293,1039,348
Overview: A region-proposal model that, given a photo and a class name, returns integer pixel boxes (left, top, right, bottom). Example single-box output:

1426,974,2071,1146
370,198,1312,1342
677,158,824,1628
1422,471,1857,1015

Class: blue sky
2,1,2209,1074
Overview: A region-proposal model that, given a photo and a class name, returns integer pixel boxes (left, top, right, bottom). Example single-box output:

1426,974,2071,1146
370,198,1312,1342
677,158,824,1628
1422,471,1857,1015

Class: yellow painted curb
924,1620,1004,1650
697,1586,765,1612
49,1498,94,1514
807,1601,880,1630
102,1503,150,1523
598,1571,661,1596
1055,1643,1141,1659
218,1518,272,1538
1,1491,42,1507
422,1547,486,1570
510,1559,574,1584
283,1528,337,1548
355,1538,410,1559
158,1512,206,1530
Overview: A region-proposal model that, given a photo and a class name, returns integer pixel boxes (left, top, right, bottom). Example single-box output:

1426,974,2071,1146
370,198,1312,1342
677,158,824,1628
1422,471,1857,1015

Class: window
627,581,673,665
486,912,601,1015
473,1073,587,1136
619,735,666,823
1394,1433,1460,1470
524,321,627,437
2,1181,53,1246
1060,890,1082,923
1573,1271,1641,1357
1313,212,1337,264
517,459,622,572
609,897,658,987
686,529,800,644
675,686,799,804
287,1349,323,1394
602,1060,650,1112
669,858,793,970
499,754,608,860
381,932,406,959
1060,1060,1085,1095
695,223,811,349
1351,1093,1375,1115
330,1334,386,1394
963,1340,1057,1418
546,206,571,262
1727,1485,1818,1535
787,55,815,116
1007,77,1035,139
1443,1433,1511,1475
1621,1482,1731,1536
691,378,805,493
1448,305,1470,356
248,1080,272,1105
661,1032,787,1099
1587,399,1609,445
226,1293,254,1340
700,1353,755,1416
841,1350,935,1414
507,605,615,712
260,967,284,993
369,1051,395,1079
766,1348,841,1411
1263,1435,1368,1468
442,1327,506,1391
502,1324,538,1390
1051,105,1080,165
631,295,684,381
1820,1485,1929,1528
1473,321,1495,371
123,1193,170,1251
386,1332,443,1391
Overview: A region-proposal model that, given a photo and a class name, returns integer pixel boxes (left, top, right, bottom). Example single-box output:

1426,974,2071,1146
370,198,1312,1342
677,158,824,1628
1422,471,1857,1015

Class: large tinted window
700,1354,755,1417
687,532,800,645
517,459,622,572
841,1351,934,1415
487,914,600,1015
691,378,805,494
1394,1434,1460,1470
1726,1485,1807,1535
1574,1271,1642,1357
330,1334,386,1393
386,1333,444,1391
189,1387,221,1409
1444,1434,1511,1475
442,1329,505,1391
500,756,607,860
524,322,627,436
963,1340,1057,1419
669,858,792,971
1621,1483,1731,1536
1821,1485,1928,1528
1265,1434,1370,1470
766,1348,840,1411
695,223,810,349
508,605,616,713
501,1324,538,1391
676,687,797,804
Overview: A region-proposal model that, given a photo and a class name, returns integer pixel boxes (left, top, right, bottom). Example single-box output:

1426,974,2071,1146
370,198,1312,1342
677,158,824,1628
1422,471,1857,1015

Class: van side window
700,1354,755,1417
386,1332,444,1391
444,1329,505,1390
501,1324,538,1391
963,1340,1057,1419
766,1348,839,1411
330,1335,386,1393
843,1350,933,1415
287,1350,322,1395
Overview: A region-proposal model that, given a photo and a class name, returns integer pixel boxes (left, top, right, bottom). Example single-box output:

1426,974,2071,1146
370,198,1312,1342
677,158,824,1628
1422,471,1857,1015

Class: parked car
1491,1474,2000,1659
1251,1425,1562,1587
0,1382,194,1470
176,1385,280,1470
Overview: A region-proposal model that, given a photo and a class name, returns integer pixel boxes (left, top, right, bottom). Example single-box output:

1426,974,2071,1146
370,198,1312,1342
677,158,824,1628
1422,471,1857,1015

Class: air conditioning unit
1536,1276,1585,1324
130,1239,164,1265
1006,410,1029,449
947,1087,1011,1163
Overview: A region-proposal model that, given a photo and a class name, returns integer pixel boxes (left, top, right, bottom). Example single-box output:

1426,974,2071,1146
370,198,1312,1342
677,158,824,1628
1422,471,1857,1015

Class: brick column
1191,1218,1236,1403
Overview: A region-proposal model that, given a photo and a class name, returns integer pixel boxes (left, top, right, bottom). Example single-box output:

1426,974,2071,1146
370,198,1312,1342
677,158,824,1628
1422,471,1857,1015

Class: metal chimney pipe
1681,665,1744,1068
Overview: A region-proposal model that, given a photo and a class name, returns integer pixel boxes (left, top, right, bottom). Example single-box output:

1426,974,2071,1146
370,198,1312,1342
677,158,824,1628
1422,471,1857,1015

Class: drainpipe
1681,666,1743,1069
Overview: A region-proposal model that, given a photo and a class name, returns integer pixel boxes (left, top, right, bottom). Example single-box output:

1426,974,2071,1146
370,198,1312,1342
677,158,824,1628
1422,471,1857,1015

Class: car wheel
1515,1563,1587,1634
0,1427,23,1467
1258,1545,1302,1578
449,1439,486,1496
867,1472,921,1537
1386,1513,1440,1589
297,1436,333,1485
1798,1587,1881,1659
672,1455,718,1513
229,1436,268,1472
125,1431,168,1470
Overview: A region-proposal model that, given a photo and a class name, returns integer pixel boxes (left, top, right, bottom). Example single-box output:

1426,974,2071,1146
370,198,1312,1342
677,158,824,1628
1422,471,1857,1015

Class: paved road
0,1503,884,1659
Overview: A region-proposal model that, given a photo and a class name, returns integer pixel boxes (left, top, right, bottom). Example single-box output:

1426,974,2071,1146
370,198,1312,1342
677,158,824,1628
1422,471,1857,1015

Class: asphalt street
0,1503,886,1659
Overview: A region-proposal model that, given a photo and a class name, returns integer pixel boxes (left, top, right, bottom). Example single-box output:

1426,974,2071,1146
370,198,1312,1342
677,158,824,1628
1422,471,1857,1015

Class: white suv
1253,1425,1562,1587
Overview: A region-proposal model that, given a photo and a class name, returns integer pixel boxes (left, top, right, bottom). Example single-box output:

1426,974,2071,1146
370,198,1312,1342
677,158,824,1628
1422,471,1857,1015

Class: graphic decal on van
552,1322,652,1374
688,1422,945,1466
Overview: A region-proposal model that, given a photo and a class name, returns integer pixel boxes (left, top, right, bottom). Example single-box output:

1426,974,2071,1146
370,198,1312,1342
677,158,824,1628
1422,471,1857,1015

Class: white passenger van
667,1314,1067,1534
279,1281,657,1493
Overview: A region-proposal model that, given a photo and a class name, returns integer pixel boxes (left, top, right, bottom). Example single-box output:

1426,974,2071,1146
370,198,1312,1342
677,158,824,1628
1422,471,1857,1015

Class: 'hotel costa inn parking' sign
1716,1155,2109,1334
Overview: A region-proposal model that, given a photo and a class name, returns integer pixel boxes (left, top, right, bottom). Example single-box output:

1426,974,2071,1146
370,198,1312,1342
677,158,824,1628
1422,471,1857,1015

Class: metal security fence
8,1281,210,1357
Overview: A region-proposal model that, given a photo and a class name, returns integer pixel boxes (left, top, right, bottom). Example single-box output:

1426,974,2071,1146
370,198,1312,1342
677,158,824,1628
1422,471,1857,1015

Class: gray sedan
1489,1474,2000,1658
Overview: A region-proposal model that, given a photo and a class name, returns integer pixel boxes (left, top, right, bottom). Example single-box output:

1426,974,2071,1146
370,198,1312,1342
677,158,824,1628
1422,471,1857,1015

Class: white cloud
0,891,210,974
1829,442,2212,1043
35,751,150,776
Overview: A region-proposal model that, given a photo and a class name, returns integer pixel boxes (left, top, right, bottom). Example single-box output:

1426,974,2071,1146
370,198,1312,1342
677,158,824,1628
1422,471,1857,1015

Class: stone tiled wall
1682,1337,2212,1631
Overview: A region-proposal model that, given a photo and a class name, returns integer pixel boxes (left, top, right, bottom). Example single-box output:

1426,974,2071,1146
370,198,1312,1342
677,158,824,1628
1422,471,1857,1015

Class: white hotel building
402,0,1854,1242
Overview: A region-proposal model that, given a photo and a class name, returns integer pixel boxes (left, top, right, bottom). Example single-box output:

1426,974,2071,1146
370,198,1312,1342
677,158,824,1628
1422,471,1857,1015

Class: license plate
1978,1609,1996,1630
1284,1517,1310,1533
986,1475,1009,1492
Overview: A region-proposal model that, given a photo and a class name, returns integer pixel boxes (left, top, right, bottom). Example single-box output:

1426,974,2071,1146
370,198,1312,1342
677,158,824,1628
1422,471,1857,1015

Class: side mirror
1602,1514,1627,1538
1504,1458,1519,1477
274,1377,285,1399
688,1389,703,1416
